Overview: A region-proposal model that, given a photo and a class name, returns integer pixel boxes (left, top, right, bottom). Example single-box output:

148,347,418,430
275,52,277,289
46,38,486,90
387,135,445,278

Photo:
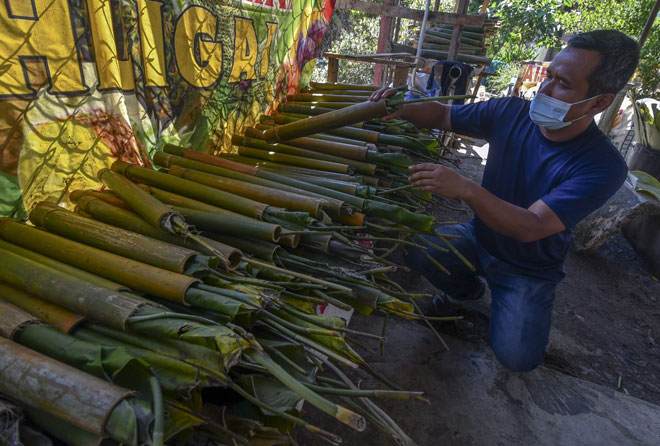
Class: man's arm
369,88,453,131
409,164,566,242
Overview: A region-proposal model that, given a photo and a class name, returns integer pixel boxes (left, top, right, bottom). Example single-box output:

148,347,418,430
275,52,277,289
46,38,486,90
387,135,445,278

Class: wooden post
374,0,395,86
447,0,470,61
393,66,409,87
327,57,339,83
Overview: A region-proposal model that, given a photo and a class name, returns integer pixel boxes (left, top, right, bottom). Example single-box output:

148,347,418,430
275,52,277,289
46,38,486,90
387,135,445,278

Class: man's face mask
529,92,600,130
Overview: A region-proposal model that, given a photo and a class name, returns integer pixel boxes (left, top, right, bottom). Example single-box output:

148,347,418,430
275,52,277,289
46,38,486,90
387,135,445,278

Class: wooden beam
447,0,469,61
374,0,396,86
335,0,488,26
327,58,339,83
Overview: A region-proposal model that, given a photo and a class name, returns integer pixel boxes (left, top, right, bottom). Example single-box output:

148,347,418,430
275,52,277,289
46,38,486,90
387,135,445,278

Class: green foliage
487,0,564,63
312,11,380,84
488,0,660,97
485,62,523,95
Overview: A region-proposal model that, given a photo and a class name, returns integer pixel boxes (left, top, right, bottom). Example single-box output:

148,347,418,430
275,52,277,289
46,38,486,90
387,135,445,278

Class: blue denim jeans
405,222,563,372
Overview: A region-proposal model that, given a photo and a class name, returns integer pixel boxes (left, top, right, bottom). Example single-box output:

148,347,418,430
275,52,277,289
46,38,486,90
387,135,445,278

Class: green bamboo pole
244,127,368,161
303,89,375,96
0,246,143,329
263,99,388,143
167,165,326,218
289,93,366,103
111,161,269,220
309,81,379,91
0,281,86,333
237,146,353,175
136,184,283,243
157,149,348,212
286,101,357,110
279,103,335,116
0,337,136,438
157,151,347,217
0,219,199,305
219,153,358,182
99,168,181,232
0,238,126,292
74,194,242,268
232,135,377,175
30,203,214,274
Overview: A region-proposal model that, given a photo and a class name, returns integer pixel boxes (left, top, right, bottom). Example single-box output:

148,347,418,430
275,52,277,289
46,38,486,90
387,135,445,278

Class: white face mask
529,92,599,130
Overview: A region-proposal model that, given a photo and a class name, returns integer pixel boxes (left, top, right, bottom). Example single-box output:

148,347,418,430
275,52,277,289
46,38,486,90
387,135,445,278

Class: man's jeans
405,222,563,372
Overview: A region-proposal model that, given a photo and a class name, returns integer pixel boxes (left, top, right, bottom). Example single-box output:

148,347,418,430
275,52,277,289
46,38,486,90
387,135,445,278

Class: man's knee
490,338,545,372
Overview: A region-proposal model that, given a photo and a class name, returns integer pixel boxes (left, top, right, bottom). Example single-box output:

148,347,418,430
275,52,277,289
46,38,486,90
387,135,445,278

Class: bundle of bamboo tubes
0,83,475,445
410,19,500,65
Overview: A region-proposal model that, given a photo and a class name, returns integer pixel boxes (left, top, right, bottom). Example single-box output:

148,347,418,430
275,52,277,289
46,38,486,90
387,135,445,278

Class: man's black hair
567,30,640,96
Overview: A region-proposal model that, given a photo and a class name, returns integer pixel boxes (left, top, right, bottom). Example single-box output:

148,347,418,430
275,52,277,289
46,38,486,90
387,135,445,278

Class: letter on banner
229,17,258,83
0,0,87,96
260,22,278,79
174,6,223,88
137,0,168,87
86,0,135,91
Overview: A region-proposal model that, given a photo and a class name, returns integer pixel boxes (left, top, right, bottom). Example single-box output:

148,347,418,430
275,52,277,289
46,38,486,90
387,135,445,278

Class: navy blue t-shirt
450,97,627,276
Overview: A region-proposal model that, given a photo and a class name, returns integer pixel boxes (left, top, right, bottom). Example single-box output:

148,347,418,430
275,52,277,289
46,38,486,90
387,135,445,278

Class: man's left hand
408,163,475,200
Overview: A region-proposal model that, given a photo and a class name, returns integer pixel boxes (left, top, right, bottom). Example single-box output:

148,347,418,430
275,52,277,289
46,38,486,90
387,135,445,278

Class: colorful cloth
0,0,335,218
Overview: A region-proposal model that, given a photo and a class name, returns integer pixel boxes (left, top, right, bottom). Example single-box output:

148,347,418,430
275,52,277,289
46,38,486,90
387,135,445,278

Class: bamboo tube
338,212,366,226
0,298,41,339
263,99,388,143
0,220,199,305
171,148,367,212
164,144,259,174
244,127,368,161
136,185,223,212
220,153,360,182
233,135,377,175
289,174,361,195
280,103,335,116
256,124,369,147
0,337,135,436
209,234,280,261
278,233,300,249
237,146,353,175
289,93,365,103
286,101,357,110
303,89,374,96
111,161,269,220
30,203,208,274
309,82,379,91
69,189,131,210
138,186,293,243
155,151,347,216
0,246,143,329
419,48,492,65
177,206,282,243
167,165,326,218
0,281,85,333
75,194,243,268
272,113,381,143
99,168,182,232
0,238,126,291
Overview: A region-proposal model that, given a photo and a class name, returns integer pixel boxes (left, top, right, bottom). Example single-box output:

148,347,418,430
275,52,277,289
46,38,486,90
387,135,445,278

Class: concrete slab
296,314,660,446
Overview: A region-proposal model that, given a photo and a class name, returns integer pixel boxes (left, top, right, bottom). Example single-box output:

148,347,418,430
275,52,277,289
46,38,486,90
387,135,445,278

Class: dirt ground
417,152,660,407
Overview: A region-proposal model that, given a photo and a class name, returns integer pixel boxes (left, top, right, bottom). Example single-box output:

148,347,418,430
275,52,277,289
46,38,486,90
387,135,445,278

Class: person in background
370,30,640,372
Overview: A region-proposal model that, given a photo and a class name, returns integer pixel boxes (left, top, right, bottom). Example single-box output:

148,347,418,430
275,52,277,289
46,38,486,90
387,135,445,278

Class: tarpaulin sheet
0,0,335,218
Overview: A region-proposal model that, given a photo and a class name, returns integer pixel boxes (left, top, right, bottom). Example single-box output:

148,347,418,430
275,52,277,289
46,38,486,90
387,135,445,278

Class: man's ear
588,93,615,116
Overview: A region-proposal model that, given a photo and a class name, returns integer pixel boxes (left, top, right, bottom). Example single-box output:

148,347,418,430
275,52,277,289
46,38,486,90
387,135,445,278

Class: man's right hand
369,87,399,102
369,87,404,120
